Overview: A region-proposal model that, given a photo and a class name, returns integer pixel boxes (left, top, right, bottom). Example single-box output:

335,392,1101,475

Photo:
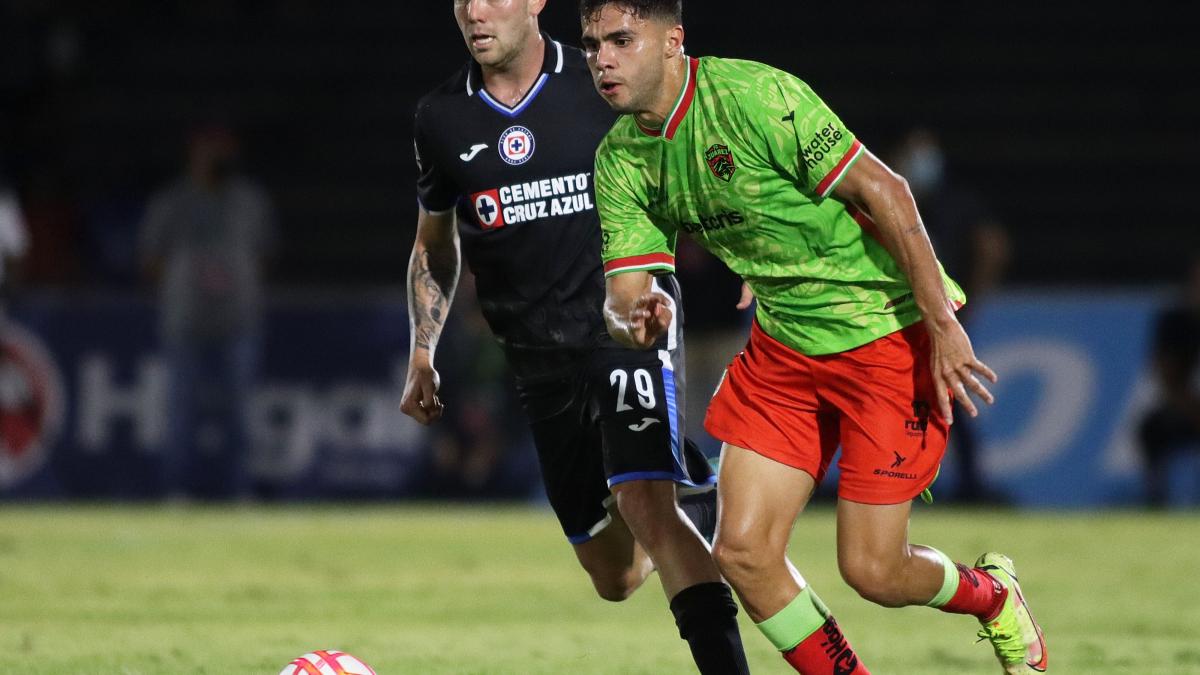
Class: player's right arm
604,271,672,350
400,206,460,425
594,138,679,351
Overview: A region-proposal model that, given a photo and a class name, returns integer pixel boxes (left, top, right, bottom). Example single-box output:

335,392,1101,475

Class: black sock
680,489,718,544
669,581,750,675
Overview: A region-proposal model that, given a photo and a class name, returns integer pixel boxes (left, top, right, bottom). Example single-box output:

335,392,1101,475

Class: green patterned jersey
596,56,965,355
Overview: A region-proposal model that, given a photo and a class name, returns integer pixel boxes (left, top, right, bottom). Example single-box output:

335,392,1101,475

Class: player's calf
713,532,870,674
838,556,924,608
613,479,751,674
572,520,654,602
612,480,725,597
586,562,649,602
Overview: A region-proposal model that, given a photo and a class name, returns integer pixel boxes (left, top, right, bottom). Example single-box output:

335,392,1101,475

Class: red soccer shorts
704,319,949,504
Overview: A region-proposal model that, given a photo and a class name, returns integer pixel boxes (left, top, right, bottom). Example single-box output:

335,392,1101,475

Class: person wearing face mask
1138,257,1200,507
892,129,1012,505
140,125,277,500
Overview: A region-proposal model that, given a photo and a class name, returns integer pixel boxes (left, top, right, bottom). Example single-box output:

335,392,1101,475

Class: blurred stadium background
1,1,1198,673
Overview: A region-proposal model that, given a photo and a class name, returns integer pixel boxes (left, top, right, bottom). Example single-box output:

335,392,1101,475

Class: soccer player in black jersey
400,1,749,672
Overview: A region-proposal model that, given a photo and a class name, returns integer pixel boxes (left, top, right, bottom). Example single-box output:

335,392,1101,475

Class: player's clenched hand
400,363,444,425
625,292,673,349
927,318,997,425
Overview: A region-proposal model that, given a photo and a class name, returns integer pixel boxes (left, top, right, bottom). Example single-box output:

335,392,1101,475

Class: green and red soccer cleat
974,552,1048,673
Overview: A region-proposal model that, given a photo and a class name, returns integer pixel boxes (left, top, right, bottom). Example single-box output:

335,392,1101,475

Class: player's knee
711,530,772,585
839,558,906,607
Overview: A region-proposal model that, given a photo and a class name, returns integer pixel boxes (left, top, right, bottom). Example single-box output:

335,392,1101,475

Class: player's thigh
518,373,614,547
703,318,831,482
822,322,949,505
715,442,816,556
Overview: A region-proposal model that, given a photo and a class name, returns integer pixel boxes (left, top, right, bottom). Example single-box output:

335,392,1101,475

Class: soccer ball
278,650,376,675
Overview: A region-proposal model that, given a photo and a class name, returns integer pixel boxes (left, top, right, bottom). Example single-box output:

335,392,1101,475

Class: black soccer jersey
414,35,620,363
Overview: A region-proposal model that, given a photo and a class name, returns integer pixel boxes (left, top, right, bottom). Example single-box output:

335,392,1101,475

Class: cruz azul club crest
705,143,736,182
498,126,535,166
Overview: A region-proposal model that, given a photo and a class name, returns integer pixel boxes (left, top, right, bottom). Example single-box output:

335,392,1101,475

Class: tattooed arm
400,206,461,425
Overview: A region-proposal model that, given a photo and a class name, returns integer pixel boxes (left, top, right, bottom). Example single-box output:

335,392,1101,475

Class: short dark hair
580,0,682,24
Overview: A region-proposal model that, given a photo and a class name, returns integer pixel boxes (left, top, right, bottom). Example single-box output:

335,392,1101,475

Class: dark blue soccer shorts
514,342,715,545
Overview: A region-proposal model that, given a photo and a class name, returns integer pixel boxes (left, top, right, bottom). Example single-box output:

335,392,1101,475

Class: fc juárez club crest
704,143,736,182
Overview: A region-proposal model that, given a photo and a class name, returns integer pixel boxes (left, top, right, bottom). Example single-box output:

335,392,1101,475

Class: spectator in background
1139,256,1200,507
893,129,1011,503
140,126,277,500
0,164,31,478
0,169,29,298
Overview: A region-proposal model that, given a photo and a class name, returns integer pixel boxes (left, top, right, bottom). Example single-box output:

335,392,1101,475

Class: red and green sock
754,585,870,675
925,547,1007,620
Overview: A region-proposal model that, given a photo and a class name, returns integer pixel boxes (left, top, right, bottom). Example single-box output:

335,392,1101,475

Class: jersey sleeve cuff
417,195,456,215
603,253,676,277
815,139,865,198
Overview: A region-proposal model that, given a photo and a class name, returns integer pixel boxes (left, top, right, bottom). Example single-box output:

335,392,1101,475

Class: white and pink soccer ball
279,650,376,675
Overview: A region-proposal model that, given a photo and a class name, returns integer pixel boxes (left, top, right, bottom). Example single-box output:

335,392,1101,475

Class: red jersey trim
847,205,881,241
634,57,699,141
815,139,865,197
663,57,699,140
603,253,676,276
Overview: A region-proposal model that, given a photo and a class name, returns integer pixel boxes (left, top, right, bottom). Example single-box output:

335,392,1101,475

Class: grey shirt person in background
139,126,276,499
140,127,277,344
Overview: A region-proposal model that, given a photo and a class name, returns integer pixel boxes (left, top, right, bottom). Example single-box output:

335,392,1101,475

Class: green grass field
1,505,1198,674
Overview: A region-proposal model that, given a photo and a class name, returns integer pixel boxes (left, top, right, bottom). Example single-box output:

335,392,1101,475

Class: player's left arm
832,152,997,424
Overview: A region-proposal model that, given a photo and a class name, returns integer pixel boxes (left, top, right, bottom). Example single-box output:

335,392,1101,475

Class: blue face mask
900,146,945,194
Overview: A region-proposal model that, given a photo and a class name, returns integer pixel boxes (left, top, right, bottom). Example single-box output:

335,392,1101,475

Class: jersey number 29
610,369,656,412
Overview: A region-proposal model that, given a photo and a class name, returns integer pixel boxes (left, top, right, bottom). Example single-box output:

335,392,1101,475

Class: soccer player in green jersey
580,1,1048,673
